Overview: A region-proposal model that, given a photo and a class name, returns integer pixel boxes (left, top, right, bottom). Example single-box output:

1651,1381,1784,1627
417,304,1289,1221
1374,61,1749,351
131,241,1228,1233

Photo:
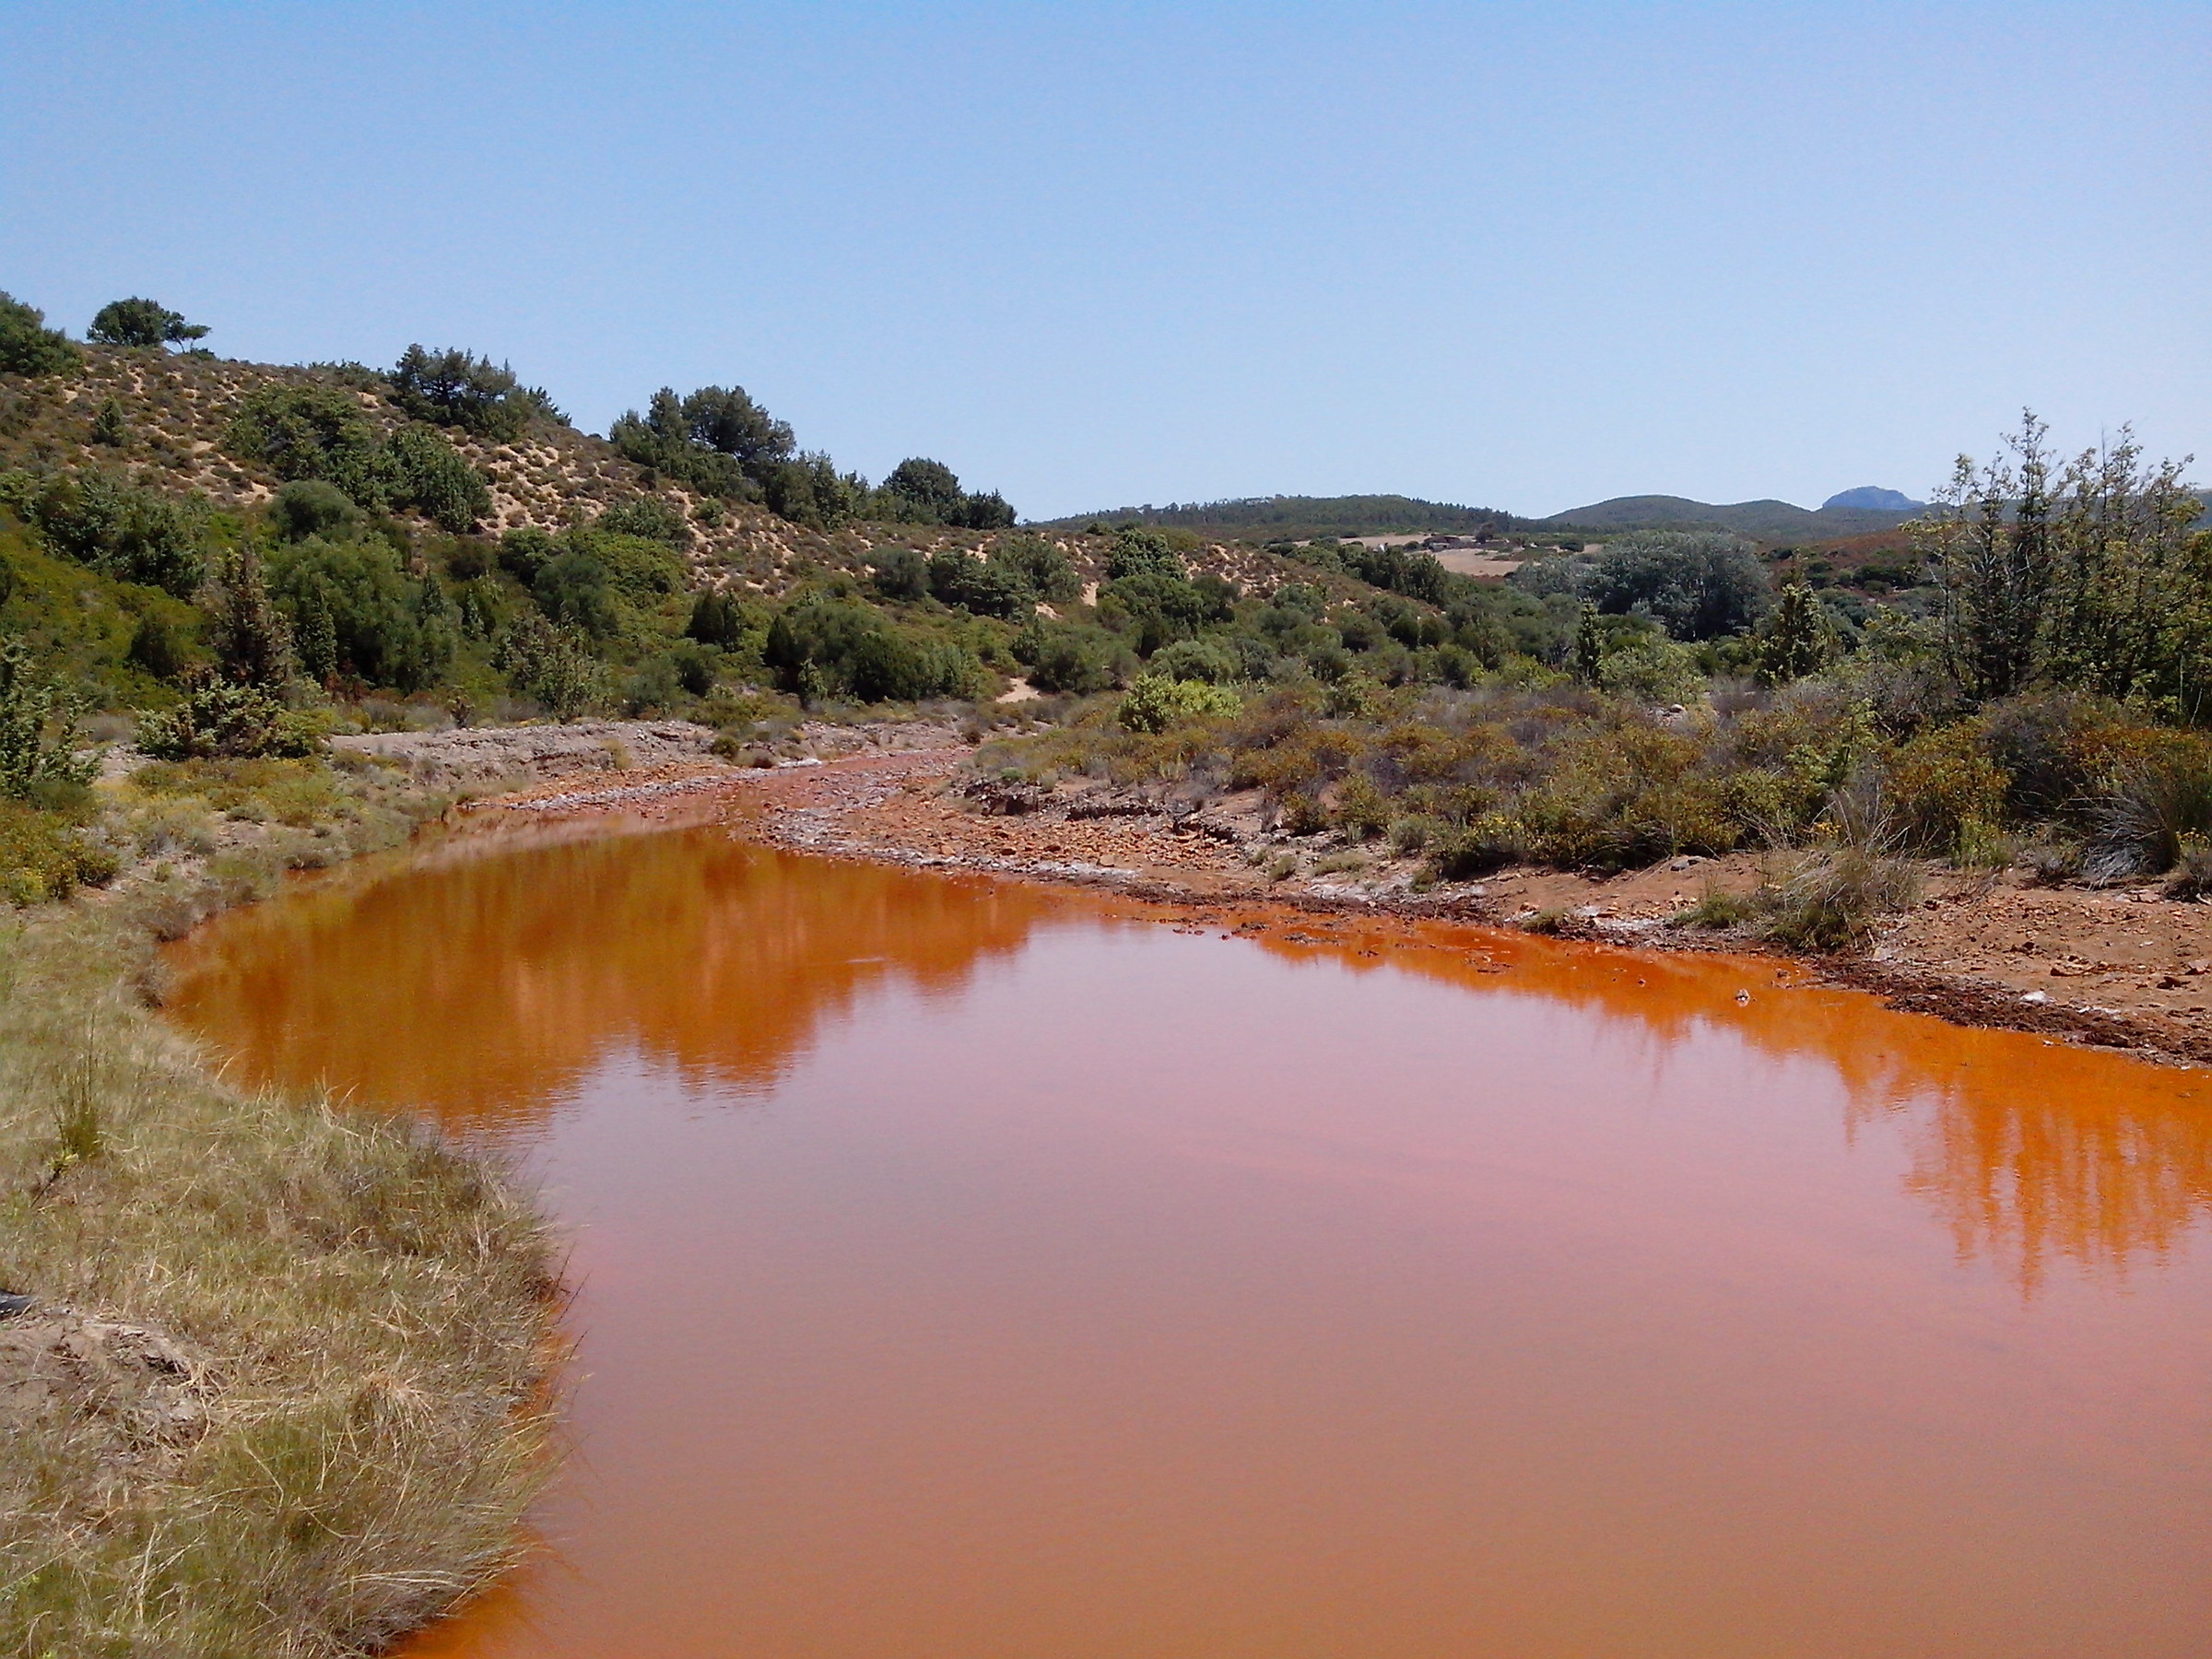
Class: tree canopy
390,345,558,440
0,291,81,376
88,297,210,350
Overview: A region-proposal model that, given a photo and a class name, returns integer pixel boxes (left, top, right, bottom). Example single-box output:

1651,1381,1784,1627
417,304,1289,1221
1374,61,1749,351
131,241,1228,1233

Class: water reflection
165,819,1069,1130
1231,913,2212,1291
169,820,2212,1292
164,820,2212,1659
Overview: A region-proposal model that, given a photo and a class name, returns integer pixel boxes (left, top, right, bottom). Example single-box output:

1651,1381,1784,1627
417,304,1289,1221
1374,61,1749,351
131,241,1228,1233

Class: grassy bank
0,778,561,1656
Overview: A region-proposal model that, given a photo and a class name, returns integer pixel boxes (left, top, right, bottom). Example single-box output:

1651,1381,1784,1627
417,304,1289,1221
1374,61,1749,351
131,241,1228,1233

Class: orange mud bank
484,747,2212,1070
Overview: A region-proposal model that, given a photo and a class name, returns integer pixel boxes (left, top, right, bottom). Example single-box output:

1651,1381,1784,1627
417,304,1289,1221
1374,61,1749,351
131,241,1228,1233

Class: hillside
1542,493,1920,542
1035,493,1533,544
3,332,1418,726
0,347,865,591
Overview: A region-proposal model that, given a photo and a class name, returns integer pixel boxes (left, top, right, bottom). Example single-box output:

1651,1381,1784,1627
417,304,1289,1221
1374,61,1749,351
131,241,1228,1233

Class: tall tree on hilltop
88,297,210,349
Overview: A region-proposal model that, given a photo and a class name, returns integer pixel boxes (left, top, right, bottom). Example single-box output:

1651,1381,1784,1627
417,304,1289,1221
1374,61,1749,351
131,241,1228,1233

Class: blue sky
3,3,2205,520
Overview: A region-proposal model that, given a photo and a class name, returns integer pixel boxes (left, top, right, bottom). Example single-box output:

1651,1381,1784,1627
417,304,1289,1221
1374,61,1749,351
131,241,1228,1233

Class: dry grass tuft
0,904,562,1658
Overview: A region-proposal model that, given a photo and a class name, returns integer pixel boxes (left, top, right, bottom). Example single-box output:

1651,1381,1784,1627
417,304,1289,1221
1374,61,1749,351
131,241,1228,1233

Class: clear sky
3,3,2206,521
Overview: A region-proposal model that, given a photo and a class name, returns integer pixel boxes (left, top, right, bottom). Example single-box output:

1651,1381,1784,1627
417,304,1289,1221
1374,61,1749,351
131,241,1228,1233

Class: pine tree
204,547,296,690
1571,601,1604,684
1760,582,1831,683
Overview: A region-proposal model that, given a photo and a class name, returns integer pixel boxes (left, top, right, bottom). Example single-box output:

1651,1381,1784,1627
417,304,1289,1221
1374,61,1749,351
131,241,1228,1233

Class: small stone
2022,991,2050,1005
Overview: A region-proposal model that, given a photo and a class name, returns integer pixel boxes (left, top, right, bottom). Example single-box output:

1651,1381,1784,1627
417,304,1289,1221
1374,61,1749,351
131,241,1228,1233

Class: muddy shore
449,731,2212,1070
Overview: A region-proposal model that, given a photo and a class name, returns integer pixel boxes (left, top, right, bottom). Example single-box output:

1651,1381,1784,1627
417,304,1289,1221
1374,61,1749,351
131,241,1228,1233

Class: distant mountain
1823,486,1924,512
1542,494,1920,543
1034,494,1531,543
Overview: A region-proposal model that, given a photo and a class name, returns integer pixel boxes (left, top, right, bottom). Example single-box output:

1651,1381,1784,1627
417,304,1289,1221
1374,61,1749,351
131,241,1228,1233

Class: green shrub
1587,530,1771,641
687,590,761,653
597,495,690,546
268,478,361,542
0,802,112,903
1596,637,1702,703
0,291,80,376
10,469,206,596
846,628,982,702
1677,882,1754,928
1012,619,1124,694
1332,772,1390,838
928,549,1033,618
135,677,321,761
991,533,1080,603
869,547,929,600
225,389,488,531
0,640,98,802
269,537,455,690
1117,675,1242,734
2088,746,2212,880
1430,811,1525,878
1149,638,1244,685
495,613,603,719
1883,723,2007,852
532,549,617,636
764,596,982,704
390,345,555,439
1760,845,1922,951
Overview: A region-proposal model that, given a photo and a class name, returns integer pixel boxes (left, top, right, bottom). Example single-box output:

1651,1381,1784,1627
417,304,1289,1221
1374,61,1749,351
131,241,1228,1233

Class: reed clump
0,901,562,1659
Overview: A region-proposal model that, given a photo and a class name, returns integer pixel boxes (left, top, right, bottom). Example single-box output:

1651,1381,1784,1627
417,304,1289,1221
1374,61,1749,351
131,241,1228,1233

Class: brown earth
478,744,2212,1070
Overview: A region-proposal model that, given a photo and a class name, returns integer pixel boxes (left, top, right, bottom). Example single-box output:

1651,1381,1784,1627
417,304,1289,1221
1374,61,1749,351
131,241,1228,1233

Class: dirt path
476,746,2212,1070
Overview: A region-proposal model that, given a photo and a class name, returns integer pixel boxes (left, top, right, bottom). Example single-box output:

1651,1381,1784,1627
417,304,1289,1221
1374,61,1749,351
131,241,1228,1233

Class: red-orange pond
163,815,2212,1659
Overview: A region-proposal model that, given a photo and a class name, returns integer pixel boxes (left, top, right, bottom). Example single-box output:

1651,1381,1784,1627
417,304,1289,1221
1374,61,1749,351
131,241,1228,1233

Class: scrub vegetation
0,900,559,1659
0,689,561,1655
981,418,2212,951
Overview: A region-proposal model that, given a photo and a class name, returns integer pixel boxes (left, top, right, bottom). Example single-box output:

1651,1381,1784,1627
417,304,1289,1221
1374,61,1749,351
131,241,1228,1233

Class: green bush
1149,637,1244,684
764,595,982,703
0,639,98,802
268,479,360,542
269,537,455,691
869,547,929,600
0,802,112,903
135,677,321,761
532,549,617,636
0,291,80,376
8,469,206,596
991,533,1081,604
1105,528,1184,582
1761,844,1922,951
877,458,1015,529
495,613,604,719
597,496,690,546
1430,811,1525,878
390,345,555,439
1587,530,1770,640
687,590,761,653
1012,618,1124,694
1117,675,1241,733
928,549,1033,618
225,389,488,531
1332,772,1390,837
1883,723,2007,852
1595,637,1701,703
2088,745,2212,880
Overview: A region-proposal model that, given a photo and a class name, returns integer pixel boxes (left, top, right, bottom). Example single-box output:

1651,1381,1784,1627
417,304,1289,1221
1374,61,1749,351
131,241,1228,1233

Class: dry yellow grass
0,896,561,1657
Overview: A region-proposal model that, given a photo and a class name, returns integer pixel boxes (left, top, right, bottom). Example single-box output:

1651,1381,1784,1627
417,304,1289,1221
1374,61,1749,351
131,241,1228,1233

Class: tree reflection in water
171,817,2212,1295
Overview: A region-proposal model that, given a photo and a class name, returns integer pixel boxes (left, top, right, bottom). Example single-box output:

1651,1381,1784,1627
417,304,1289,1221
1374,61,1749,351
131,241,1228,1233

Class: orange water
164,819,2212,1658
